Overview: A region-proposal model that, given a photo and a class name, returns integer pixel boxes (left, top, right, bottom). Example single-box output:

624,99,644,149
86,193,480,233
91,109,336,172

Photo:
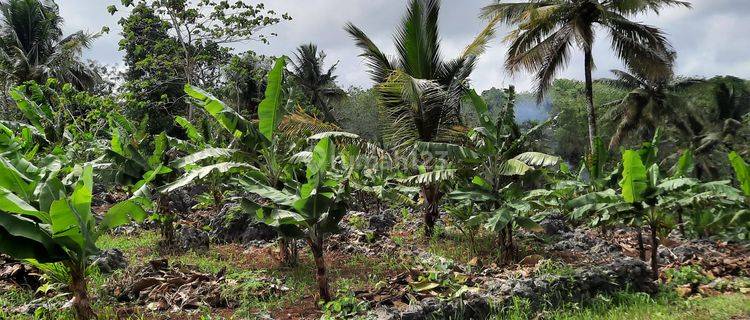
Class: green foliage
320,293,369,319
335,87,380,142
289,44,346,124
548,79,629,162
619,150,648,203
664,265,712,286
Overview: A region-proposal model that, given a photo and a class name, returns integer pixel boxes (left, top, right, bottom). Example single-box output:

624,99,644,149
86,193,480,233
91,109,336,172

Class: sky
58,0,750,93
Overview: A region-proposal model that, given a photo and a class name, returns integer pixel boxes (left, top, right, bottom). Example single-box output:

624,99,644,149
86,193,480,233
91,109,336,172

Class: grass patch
97,230,159,264
494,291,750,320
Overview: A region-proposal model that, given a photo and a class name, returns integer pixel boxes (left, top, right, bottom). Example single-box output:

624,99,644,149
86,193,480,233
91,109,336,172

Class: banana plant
240,137,349,302
312,131,415,213
105,113,182,245
440,87,559,262
7,81,72,149
569,145,740,280
165,57,309,265
0,161,147,320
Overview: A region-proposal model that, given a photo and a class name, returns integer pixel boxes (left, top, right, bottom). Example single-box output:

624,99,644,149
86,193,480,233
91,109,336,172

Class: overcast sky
58,0,750,92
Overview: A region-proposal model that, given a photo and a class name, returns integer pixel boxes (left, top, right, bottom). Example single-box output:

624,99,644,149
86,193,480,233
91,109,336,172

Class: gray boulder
92,249,128,273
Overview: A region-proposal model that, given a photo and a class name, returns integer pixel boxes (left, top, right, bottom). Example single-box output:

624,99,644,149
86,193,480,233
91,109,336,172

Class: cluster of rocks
327,210,399,255
371,258,655,320
548,228,623,261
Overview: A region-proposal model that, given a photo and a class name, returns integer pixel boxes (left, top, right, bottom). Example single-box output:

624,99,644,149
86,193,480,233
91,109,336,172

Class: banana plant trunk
650,224,659,281
584,47,598,152
499,224,517,264
278,237,298,266
421,184,442,237
158,194,176,248
68,264,96,320
677,209,685,236
307,236,331,302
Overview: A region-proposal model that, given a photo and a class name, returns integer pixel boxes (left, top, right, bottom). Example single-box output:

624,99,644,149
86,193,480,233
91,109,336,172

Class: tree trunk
307,237,331,302
421,184,441,237
69,264,96,320
584,47,598,151
637,227,646,261
650,224,659,281
677,210,685,237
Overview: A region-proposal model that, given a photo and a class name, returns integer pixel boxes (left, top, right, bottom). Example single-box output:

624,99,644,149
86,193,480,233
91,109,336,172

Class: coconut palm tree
599,63,704,150
289,43,346,124
481,0,690,151
0,0,99,90
345,0,497,236
602,71,750,179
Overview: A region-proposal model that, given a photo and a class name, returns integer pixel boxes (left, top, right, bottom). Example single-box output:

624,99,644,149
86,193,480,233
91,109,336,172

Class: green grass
495,291,750,320
96,230,160,264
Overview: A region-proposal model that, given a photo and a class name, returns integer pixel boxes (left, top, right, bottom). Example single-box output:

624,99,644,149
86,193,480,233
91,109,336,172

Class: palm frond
606,0,691,15
394,0,443,80
278,107,340,138
480,1,554,23
344,22,394,83
604,14,674,82
400,168,457,185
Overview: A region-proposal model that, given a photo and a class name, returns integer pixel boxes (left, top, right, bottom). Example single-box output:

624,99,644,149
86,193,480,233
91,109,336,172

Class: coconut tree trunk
68,264,96,320
307,236,331,302
584,47,597,151
650,224,659,281
421,184,442,237
637,227,646,261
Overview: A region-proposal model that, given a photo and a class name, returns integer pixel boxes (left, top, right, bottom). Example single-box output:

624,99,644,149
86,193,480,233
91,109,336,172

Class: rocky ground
1,201,749,319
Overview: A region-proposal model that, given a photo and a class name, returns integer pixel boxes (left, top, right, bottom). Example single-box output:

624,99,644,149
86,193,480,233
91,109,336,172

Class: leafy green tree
345,0,496,236
729,151,750,234
482,0,689,151
0,159,146,319
0,0,101,90
548,79,628,163
220,51,273,116
118,2,187,135
335,86,381,142
570,140,741,279
114,0,291,120
289,43,346,124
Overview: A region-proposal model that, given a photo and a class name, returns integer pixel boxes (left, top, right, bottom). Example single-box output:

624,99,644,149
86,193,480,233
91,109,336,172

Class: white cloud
57,0,750,92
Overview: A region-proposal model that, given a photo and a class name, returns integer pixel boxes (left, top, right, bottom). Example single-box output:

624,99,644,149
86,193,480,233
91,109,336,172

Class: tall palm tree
481,0,690,151
0,0,99,90
289,43,346,124
345,0,497,236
